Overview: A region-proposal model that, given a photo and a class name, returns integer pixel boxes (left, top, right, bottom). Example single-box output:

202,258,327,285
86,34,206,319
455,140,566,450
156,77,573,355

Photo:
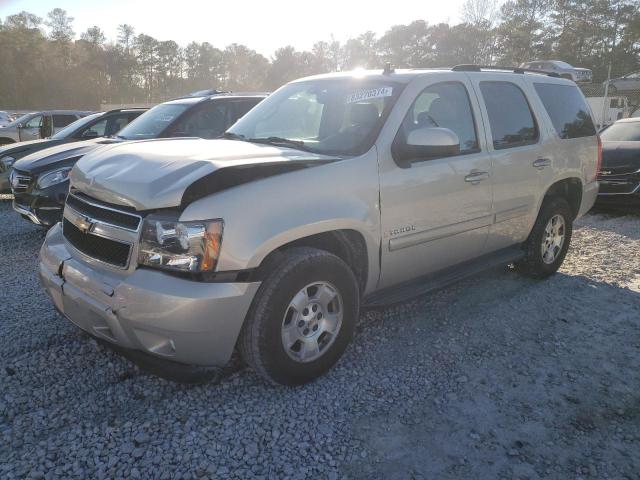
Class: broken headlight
138,214,224,272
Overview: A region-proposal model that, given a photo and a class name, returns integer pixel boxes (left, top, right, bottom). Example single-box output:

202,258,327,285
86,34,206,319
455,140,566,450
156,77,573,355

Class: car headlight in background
138,215,224,272
36,167,73,189
0,156,15,171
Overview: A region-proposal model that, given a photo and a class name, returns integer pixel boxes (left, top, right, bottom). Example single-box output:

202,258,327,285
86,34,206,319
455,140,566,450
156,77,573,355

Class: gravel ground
1,200,639,480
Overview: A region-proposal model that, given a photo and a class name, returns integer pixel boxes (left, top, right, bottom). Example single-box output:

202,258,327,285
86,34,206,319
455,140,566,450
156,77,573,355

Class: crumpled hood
71,138,338,210
13,138,117,174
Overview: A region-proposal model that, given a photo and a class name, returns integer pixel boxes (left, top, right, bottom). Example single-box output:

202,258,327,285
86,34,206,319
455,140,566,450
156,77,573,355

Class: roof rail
104,107,149,114
451,64,561,78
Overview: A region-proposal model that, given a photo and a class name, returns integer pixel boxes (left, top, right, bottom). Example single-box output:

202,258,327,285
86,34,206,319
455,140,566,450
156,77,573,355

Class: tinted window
397,81,478,155
231,99,262,122
105,114,136,136
600,122,640,142
53,114,78,128
83,118,108,136
53,113,102,139
480,82,538,149
170,102,230,139
534,83,596,139
116,104,189,140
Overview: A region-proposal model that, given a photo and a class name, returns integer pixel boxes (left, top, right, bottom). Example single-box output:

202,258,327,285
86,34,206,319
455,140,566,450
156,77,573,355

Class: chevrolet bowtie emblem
75,215,95,234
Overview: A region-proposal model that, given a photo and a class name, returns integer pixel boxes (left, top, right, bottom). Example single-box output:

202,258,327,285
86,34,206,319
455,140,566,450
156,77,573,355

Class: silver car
609,71,640,94
0,110,92,146
39,67,599,385
520,60,593,84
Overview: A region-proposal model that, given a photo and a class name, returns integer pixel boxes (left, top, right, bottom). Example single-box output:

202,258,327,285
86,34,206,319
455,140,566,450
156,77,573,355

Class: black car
597,117,640,206
11,92,267,227
0,109,146,192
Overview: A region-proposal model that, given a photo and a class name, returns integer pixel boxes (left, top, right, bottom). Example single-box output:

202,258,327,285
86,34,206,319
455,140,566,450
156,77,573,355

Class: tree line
0,0,638,110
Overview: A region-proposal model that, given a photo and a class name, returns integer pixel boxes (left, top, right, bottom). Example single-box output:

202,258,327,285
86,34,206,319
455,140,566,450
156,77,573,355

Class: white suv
39,66,600,385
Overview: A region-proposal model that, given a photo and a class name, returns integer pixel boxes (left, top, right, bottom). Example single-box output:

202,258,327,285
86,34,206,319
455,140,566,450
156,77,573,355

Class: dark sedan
0,108,146,192
597,117,640,206
11,92,266,227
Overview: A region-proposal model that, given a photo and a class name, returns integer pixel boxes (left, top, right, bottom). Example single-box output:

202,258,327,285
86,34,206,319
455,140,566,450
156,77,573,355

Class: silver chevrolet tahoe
39,66,600,385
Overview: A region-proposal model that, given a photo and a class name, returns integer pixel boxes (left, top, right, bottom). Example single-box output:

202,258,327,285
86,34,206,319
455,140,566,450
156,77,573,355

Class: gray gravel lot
1,199,640,480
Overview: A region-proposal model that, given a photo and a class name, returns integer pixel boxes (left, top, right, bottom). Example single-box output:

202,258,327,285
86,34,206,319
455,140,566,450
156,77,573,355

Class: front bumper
0,170,9,193
12,179,69,226
39,224,260,367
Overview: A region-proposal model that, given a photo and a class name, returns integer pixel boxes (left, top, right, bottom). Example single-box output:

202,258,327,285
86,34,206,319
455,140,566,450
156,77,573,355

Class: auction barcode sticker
346,87,393,104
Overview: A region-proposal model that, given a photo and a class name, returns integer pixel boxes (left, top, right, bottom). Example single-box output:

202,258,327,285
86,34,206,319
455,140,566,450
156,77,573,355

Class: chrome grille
9,170,31,193
65,192,142,231
63,218,131,268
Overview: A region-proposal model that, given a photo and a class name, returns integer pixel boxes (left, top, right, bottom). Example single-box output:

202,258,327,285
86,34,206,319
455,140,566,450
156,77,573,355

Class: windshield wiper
223,132,245,140
245,136,308,150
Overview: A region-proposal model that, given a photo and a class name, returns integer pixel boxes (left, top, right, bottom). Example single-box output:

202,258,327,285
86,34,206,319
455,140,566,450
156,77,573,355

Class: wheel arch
541,177,583,220
0,137,16,145
252,227,372,294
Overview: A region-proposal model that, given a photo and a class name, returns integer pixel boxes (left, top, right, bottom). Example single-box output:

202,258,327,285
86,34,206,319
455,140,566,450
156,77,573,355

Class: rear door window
533,83,596,139
479,81,539,150
53,114,78,128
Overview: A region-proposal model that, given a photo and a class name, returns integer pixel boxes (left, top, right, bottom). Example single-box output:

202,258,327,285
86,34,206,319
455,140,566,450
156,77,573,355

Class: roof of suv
293,66,571,84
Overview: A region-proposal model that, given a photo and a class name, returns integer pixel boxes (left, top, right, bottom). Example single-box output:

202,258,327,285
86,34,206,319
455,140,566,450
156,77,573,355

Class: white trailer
587,96,631,130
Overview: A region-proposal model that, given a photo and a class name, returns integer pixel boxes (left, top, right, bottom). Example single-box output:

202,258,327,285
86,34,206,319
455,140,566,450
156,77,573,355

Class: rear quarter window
533,83,596,139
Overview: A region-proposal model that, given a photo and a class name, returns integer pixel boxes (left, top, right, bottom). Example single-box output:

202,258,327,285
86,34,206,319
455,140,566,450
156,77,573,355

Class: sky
0,0,469,56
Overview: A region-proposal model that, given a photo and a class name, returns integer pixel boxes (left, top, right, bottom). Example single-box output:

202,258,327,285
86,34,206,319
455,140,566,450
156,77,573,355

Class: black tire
0,138,14,146
516,196,573,278
238,247,359,386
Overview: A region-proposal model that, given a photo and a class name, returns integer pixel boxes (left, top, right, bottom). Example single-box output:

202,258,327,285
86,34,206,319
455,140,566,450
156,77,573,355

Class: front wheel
516,197,573,278
238,247,359,385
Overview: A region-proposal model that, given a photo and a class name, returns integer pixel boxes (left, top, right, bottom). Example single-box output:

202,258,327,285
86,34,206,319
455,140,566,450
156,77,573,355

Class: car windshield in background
51,112,103,139
3,113,33,128
601,122,640,142
116,104,189,140
227,79,404,156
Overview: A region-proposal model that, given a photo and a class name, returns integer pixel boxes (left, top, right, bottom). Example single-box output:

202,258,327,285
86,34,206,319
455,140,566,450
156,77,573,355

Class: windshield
116,103,189,140
3,113,34,128
227,78,404,156
554,61,573,69
51,112,103,139
601,122,640,142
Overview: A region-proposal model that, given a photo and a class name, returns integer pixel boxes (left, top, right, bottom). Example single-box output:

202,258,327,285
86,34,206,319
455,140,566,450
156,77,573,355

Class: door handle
533,158,551,169
464,171,490,184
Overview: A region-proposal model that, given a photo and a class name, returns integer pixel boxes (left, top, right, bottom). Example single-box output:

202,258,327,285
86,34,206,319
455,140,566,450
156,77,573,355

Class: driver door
19,115,43,141
377,75,493,288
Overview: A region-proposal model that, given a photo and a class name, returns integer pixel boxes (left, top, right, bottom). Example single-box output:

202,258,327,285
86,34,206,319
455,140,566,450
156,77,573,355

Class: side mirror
16,123,24,129
81,130,99,139
394,127,460,167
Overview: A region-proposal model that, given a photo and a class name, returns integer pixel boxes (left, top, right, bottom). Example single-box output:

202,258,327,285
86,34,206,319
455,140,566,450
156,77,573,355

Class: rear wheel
239,247,359,385
516,197,573,278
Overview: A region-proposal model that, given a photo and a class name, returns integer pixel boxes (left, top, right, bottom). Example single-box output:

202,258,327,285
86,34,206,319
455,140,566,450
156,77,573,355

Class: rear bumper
39,224,260,367
596,174,640,205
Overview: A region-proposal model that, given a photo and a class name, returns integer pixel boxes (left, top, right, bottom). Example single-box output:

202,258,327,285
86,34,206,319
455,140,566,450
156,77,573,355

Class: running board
364,246,524,308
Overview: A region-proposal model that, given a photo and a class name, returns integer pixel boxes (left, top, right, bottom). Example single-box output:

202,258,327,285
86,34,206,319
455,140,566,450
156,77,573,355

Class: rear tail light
595,134,602,181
